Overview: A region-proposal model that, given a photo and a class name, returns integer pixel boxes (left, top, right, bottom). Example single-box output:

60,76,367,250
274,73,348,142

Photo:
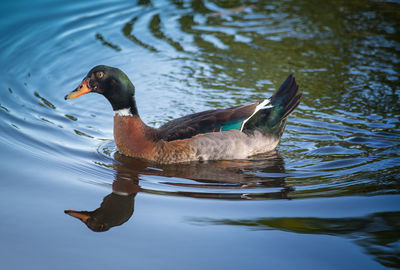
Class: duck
65,65,301,164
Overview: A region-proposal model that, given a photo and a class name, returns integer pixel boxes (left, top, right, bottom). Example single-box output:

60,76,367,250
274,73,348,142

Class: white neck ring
114,108,133,116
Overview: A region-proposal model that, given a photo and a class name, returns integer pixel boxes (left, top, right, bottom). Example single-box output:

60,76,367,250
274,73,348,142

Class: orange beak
64,78,91,100
64,210,91,224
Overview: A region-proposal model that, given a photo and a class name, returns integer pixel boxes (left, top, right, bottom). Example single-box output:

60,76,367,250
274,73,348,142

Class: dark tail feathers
269,74,302,126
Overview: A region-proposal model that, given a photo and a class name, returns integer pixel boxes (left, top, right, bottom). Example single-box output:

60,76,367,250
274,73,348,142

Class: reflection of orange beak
64,79,90,100
64,210,91,224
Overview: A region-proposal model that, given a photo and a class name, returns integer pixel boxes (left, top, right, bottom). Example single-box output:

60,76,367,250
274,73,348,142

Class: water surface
0,0,399,269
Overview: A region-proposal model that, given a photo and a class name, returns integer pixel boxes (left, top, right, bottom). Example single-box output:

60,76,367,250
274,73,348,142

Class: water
1,0,399,269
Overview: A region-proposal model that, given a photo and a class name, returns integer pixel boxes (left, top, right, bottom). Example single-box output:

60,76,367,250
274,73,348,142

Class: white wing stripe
240,99,273,131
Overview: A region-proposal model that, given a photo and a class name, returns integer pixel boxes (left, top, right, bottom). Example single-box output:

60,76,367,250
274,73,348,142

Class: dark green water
0,0,399,269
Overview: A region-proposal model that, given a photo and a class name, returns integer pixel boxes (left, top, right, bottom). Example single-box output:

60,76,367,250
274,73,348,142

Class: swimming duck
65,65,301,164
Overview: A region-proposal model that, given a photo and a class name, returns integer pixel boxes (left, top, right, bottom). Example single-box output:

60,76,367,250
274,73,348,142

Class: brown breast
113,115,197,163
113,115,156,160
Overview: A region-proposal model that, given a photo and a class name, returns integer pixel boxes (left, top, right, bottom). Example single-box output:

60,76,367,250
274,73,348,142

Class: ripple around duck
96,142,294,200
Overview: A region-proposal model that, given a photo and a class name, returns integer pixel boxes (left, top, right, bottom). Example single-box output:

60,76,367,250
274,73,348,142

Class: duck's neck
102,82,139,117
110,94,138,117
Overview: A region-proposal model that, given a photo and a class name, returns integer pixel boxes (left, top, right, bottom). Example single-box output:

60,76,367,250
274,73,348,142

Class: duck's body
114,115,277,163
65,65,301,164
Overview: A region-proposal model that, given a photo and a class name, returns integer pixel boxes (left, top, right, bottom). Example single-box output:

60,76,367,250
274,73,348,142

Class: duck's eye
96,71,104,79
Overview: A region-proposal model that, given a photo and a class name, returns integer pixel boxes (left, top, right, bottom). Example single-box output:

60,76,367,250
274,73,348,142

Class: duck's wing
158,75,301,142
158,103,259,141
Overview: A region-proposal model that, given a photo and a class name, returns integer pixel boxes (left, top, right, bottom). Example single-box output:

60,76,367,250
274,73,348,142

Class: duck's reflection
65,179,139,232
65,151,290,232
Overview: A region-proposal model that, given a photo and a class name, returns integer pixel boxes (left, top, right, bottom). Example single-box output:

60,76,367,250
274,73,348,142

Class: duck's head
65,65,138,115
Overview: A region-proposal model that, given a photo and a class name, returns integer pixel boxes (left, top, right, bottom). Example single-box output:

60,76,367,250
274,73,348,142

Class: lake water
0,0,399,269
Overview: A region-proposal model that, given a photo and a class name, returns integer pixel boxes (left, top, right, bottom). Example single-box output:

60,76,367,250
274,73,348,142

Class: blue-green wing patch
220,119,244,131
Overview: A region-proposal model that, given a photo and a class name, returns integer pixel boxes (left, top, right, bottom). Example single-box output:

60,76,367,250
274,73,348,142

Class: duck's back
157,103,258,141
